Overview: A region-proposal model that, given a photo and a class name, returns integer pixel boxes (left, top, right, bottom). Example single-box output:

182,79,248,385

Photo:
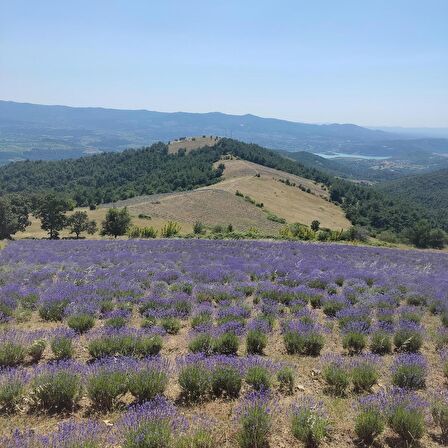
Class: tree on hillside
311,220,320,232
33,194,74,239
407,219,432,248
405,220,447,249
0,196,31,239
101,208,131,238
66,211,97,239
428,228,447,249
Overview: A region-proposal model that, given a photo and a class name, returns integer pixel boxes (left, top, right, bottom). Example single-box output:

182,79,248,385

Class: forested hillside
0,138,435,234
0,143,224,205
377,168,448,231
0,139,329,205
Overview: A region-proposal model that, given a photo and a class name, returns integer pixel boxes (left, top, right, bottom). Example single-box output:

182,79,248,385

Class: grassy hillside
377,168,448,230
206,159,349,229
100,158,350,233
0,137,431,234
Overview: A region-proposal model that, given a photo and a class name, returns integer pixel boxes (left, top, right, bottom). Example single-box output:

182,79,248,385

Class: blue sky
1,0,447,126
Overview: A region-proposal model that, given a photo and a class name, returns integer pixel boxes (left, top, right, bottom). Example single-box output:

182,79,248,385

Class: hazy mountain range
1,100,447,166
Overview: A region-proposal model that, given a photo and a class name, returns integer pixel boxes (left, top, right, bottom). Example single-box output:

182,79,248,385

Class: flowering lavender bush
50,329,76,360
246,329,267,355
245,365,271,391
0,330,45,367
393,321,424,353
0,368,28,413
370,329,392,355
355,394,385,444
441,349,448,380
161,316,181,334
30,361,83,411
385,388,427,444
283,321,325,356
350,355,380,392
120,397,188,448
291,398,329,447
212,332,239,355
276,367,295,394
189,333,214,355
391,353,427,390
67,312,96,333
429,393,448,443
322,356,350,396
86,358,131,411
235,390,271,448
211,364,242,398
128,357,170,402
178,364,211,402
87,328,163,359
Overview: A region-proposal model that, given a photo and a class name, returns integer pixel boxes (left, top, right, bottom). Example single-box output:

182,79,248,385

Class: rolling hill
0,137,427,235
96,158,350,235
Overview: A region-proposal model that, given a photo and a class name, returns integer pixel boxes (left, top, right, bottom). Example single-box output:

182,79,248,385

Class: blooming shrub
128,358,169,402
51,331,75,360
283,322,325,356
385,388,426,444
245,366,271,391
86,360,129,411
391,354,427,390
67,313,95,333
431,392,448,440
276,367,295,395
0,369,28,413
322,356,350,396
30,363,82,411
236,390,271,448
178,364,211,402
350,355,380,392
393,321,423,352
211,365,242,398
291,398,329,447
355,395,385,444
370,330,392,355
246,330,267,355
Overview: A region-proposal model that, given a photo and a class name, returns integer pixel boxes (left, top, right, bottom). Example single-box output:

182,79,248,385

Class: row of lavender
0,240,447,446
2,389,446,447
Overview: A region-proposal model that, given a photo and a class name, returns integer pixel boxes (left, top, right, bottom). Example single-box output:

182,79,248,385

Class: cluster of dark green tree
0,194,99,239
0,193,134,240
0,143,224,206
376,168,448,232
404,220,447,249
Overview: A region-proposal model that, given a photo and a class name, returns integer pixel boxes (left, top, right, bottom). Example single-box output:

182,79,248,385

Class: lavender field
0,240,448,447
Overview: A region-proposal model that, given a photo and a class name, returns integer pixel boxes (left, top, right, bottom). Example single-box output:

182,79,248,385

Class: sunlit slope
100,158,350,233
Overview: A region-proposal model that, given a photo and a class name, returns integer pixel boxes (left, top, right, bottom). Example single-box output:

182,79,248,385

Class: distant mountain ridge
0,100,401,164
1,100,447,168
0,100,391,139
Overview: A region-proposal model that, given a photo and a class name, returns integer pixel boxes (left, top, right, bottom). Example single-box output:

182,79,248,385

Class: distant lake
314,152,391,160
